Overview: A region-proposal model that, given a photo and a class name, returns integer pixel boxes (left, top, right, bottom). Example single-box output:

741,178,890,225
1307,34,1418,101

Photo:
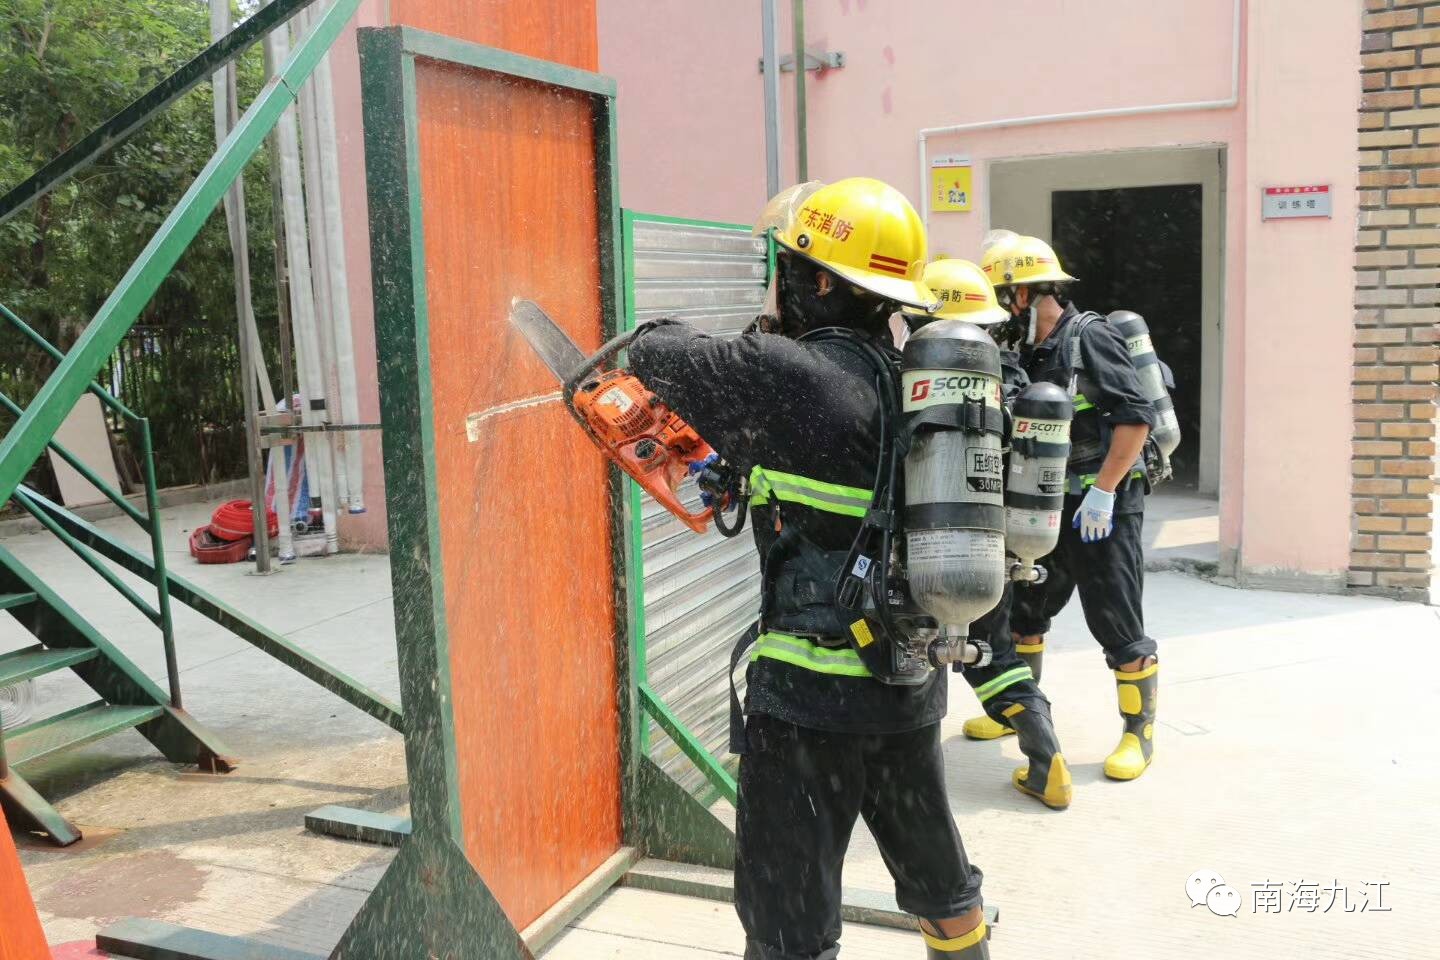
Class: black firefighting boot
1006,701,1072,810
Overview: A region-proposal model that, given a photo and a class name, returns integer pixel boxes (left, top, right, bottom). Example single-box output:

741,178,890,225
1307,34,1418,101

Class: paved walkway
5,499,1435,959
1145,488,1220,568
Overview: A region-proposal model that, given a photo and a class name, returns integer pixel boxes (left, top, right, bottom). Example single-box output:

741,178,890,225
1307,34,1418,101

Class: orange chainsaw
510,299,745,536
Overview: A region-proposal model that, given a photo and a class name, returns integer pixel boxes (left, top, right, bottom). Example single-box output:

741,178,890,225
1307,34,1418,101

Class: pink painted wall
592,0,1360,583
1237,0,1358,580
327,1,1360,580
597,2,776,222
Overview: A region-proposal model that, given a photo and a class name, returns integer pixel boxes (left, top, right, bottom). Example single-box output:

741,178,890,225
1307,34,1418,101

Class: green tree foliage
0,0,280,487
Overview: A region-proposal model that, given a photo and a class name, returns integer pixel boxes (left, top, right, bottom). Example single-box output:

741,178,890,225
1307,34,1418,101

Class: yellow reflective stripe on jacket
751,632,873,677
974,665,1033,702
1072,392,1095,412
1070,469,1146,493
748,466,871,518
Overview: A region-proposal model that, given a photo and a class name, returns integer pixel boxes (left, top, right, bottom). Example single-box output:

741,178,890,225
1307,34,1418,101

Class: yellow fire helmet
753,181,824,238
979,233,1076,288
904,257,1009,326
773,177,937,311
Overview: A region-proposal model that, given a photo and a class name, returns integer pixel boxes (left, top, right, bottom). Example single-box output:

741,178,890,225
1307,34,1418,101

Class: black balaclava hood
773,248,897,340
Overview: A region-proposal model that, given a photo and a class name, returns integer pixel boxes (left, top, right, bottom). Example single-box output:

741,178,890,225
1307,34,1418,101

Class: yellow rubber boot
1004,703,1071,810
961,638,1044,740
1104,662,1158,781
961,714,1013,740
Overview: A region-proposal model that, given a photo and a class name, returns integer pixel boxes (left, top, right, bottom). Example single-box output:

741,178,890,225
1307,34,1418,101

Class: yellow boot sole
962,714,1015,741
1013,754,1072,810
1103,731,1153,781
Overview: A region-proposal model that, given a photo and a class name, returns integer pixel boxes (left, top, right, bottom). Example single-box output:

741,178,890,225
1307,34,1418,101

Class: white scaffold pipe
310,7,366,515
267,16,338,555
295,7,349,538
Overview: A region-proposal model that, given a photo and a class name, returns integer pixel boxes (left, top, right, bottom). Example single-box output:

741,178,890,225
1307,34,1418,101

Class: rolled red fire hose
208,499,279,541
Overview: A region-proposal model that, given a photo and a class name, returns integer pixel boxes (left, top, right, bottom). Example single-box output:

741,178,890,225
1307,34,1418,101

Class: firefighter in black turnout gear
980,232,1160,782
629,179,992,959
905,258,1071,811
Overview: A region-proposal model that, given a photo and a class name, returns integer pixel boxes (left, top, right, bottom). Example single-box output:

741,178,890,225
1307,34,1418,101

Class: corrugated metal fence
622,212,766,799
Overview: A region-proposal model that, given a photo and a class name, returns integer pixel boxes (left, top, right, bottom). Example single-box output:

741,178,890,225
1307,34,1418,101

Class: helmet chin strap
1025,304,1039,345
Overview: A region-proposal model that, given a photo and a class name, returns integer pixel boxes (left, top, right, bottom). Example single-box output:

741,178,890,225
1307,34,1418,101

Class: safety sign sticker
931,154,972,213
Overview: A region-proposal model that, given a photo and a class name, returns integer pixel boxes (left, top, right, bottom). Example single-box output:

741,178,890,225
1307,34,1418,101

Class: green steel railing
0,0,360,712
0,0,408,756
1,303,183,707
0,0,362,512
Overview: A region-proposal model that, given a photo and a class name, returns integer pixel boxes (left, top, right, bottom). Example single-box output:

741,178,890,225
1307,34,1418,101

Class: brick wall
1352,0,1440,599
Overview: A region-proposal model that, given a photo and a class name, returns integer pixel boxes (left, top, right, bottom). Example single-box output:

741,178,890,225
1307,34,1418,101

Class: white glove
1073,484,1116,543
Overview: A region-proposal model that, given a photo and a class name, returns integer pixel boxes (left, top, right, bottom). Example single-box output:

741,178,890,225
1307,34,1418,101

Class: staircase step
0,591,38,612
4,702,164,766
0,645,101,687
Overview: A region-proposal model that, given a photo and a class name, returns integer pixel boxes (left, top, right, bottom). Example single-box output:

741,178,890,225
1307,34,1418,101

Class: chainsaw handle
650,484,714,535
564,330,634,396
563,321,681,401
614,437,713,535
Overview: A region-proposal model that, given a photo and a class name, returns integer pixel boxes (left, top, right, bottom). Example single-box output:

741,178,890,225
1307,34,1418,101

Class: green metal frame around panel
638,683,738,805
619,208,747,806
329,27,638,959
0,0,363,510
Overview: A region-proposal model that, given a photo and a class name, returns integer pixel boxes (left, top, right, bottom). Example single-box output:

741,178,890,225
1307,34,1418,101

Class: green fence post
137,419,182,708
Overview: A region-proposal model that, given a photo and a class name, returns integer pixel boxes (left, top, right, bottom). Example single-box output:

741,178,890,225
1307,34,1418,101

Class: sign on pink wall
1262,185,1332,220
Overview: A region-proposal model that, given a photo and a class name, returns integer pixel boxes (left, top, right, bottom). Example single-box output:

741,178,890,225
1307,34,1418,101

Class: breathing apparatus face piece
993,284,1036,349
775,249,898,340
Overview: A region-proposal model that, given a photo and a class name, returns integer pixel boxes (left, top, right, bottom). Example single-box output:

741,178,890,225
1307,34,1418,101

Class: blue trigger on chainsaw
689,453,722,507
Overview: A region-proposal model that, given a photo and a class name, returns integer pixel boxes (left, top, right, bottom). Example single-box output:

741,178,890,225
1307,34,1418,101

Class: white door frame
988,145,1225,495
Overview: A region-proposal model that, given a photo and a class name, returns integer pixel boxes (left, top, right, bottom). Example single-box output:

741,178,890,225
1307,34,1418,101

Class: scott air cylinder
1005,381,1073,582
901,320,1007,666
1108,310,1181,459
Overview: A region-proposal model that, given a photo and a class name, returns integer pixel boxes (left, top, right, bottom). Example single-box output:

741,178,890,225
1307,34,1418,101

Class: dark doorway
1052,184,1203,487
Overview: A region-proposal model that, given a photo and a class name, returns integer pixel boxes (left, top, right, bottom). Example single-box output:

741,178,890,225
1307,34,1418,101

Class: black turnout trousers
735,715,984,960
1011,494,1157,668
962,580,1051,723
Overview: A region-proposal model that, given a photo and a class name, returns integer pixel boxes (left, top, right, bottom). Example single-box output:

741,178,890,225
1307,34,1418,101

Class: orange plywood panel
392,0,597,72
413,61,621,930
0,809,49,960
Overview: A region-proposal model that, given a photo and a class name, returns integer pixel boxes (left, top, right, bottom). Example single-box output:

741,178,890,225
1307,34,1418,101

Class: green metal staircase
0,545,234,846
0,0,400,852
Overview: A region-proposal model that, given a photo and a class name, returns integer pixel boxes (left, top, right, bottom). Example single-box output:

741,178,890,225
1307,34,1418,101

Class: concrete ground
6,496,1437,959
1144,487,1220,569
